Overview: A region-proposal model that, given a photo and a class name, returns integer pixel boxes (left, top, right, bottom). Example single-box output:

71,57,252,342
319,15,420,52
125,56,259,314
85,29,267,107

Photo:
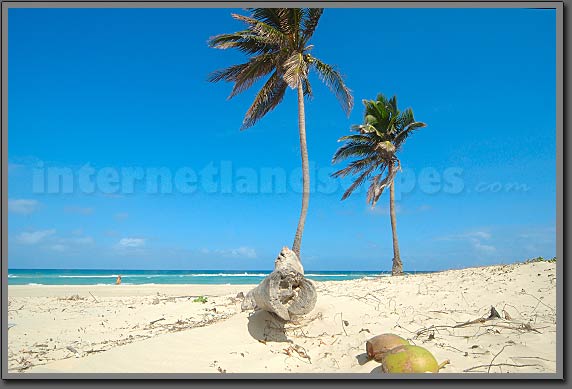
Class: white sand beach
7,261,557,374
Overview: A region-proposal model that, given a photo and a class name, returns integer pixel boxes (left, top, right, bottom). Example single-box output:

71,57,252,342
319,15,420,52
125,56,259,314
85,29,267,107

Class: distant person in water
116,275,122,285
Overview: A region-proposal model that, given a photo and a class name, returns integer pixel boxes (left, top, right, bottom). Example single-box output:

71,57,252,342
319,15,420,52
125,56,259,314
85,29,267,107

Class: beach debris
282,344,311,363
236,292,245,299
454,306,502,328
85,349,106,354
241,247,317,321
366,333,410,359
8,323,16,330
61,294,83,301
464,363,543,373
89,292,99,303
334,313,349,336
488,306,501,320
152,298,160,305
377,345,442,373
150,318,165,325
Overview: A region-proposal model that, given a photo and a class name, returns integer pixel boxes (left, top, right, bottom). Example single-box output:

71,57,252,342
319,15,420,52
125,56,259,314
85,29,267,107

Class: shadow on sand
369,365,383,374
356,352,383,373
355,352,370,366
247,310,290,343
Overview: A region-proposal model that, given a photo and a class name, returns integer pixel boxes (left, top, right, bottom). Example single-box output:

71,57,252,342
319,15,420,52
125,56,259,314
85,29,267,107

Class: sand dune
8,261,557,374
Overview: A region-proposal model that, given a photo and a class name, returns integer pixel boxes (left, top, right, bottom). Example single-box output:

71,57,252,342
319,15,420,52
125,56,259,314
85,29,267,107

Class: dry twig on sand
488,344,512,373
89,292,99,303
334,313,348,336
464,363,542,373
454,306,500,328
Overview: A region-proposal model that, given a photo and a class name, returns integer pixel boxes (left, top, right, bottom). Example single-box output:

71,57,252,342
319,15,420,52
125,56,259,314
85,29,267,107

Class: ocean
6,269,402,286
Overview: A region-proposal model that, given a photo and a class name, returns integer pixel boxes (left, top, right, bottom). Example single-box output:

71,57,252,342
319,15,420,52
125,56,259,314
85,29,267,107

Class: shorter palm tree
332,94,426,276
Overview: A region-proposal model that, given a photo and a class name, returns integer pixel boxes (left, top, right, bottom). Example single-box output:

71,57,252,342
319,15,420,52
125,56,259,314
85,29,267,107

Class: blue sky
8,8,556,271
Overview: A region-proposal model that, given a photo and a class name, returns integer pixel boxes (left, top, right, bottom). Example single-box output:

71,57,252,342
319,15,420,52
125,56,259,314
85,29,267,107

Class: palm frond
286,8,303,47
332,141,377,163
338,133,375,143
302,8,323,44
283,52,307,89
208,31,277,55
394,121,427,149
302,77,313,98
207,63,249,83
248,8,283,30
241,71,288,130
311,57,353,116
228,53,277,98
231,13,289,47
366,164,398,207
340,165,376,200
331,156,382,178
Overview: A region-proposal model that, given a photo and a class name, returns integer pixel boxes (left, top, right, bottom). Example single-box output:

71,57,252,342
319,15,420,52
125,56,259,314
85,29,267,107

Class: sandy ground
7,261,557,375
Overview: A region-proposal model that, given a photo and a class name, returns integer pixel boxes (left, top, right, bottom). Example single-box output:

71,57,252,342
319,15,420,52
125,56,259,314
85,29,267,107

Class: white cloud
466,231,491,240
48,235,94,252
50,244,68,252
118,238,146,248
64,206,94,215
437,230,495,255
438,231,491,241
17,229,56,245
215,246,257,259
474,242,496,253
230,247,257,258
9,199,39,215
417,204,432,212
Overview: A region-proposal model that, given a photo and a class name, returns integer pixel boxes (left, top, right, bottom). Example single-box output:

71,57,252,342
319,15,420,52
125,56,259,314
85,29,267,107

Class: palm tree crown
207,8,353,129
332,94,426,206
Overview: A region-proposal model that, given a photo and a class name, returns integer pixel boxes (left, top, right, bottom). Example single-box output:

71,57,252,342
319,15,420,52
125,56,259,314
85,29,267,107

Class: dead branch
454,306,501,328
488,344,512,373
89,292,99,303
464,363,542,372
520,292,555,313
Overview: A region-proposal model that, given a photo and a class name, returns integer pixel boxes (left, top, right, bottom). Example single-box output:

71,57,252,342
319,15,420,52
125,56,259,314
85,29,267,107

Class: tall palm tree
332,94,426,275
208,8,353,259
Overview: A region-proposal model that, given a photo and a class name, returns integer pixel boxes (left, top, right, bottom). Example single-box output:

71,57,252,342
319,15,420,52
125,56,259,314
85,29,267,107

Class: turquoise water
7,269,401,285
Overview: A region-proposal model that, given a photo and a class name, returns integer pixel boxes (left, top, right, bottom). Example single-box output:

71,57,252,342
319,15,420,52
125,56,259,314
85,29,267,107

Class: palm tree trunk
292,83,310,259
389,177,403,276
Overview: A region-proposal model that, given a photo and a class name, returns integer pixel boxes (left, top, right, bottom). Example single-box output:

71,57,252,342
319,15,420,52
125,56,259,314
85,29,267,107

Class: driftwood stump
241,247,317,321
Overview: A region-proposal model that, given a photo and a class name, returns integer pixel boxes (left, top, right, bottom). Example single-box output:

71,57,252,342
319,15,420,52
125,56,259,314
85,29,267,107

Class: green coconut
379,345,439,373
366,333,410,359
